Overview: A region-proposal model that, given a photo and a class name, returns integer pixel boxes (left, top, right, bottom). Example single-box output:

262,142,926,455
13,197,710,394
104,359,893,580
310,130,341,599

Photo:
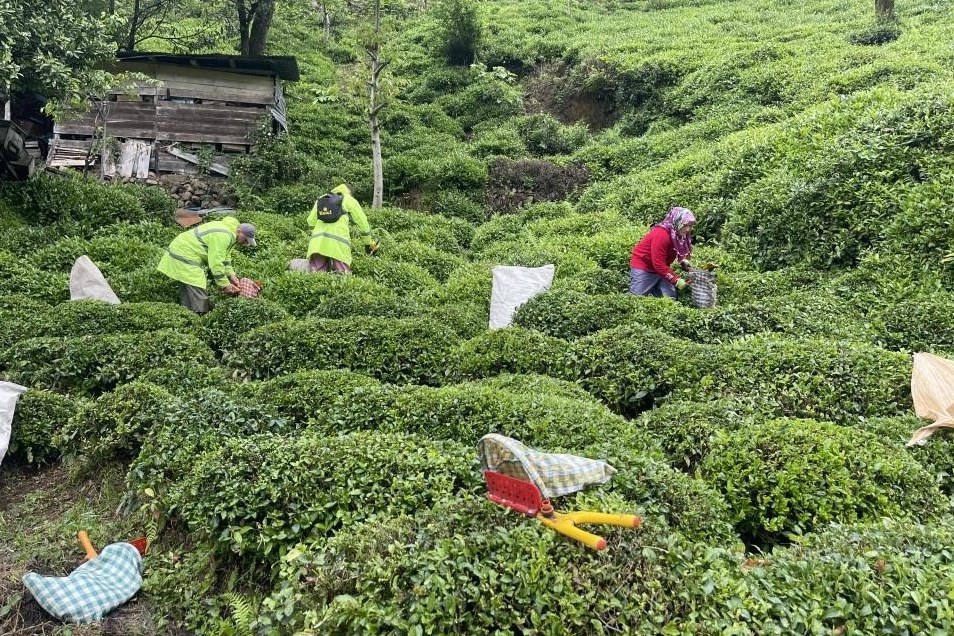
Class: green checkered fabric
477,433,617,500
23,542,143,623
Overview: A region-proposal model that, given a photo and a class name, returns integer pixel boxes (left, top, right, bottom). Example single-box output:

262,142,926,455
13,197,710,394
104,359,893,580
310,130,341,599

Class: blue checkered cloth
477,433,617,500
23,542,143,623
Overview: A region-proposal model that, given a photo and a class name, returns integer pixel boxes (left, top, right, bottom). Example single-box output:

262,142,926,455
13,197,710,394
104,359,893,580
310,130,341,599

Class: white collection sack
70,256,120,304
489,264,555,329
0,381,28,467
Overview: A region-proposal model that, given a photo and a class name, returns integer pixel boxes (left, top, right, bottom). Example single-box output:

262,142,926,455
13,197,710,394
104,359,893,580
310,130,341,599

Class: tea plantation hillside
1,0,954,633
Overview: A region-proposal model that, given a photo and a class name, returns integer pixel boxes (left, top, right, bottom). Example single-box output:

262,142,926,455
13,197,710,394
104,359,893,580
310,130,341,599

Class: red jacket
630,226,679,284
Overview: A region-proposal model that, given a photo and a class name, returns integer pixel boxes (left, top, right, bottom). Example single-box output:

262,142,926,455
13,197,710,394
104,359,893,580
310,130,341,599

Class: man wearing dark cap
157,215,257,313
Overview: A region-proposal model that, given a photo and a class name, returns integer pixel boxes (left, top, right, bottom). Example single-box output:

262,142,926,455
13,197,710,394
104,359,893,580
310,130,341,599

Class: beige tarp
906,352,954,446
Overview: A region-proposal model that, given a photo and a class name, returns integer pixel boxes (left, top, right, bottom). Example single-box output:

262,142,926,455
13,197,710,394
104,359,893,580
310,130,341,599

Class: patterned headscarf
657,206,695,260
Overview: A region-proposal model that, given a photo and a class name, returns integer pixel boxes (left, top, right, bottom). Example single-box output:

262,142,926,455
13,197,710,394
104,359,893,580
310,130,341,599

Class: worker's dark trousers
179,283,210,314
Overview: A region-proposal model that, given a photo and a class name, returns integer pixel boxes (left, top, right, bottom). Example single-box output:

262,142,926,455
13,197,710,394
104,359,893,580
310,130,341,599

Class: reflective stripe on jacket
305,185,372,266
157,216,239,289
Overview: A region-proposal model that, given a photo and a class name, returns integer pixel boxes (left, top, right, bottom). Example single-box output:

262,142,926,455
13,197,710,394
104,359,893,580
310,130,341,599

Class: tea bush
0,250,69,305
350,258,441,297
513,289,682,339
224,316,461,385
260,271,390,317
63,381,177,467
563,323,683,417
8,389,85,465
380,383,628,449
874,293,954,355
31,301,198,338
474,373,598,404
240,369,381,425
4,331,216,395
0,294,49,350
125,388,292,496
201,297,291,353
633,399,761,474
170,431,481,560
667,336,912,423
699,418,945,545
854,414,954,495
445,327,568,382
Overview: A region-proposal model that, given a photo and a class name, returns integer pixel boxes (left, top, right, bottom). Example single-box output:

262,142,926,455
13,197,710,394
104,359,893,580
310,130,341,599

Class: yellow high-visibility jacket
157,216,239,289
306,185,373,266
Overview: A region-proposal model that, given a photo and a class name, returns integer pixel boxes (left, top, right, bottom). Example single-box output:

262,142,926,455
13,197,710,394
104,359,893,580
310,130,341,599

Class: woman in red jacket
629,206,695,299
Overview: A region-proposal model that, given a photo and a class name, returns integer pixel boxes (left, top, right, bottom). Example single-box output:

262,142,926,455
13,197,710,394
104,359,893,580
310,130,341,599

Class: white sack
489,264,555,329
288,258,310,272
0,381,28,467
70,256,120,304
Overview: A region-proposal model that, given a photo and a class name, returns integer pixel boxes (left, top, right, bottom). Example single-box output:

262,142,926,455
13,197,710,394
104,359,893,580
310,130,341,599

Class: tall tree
366,0,390,209
236,0,277,55
0,0,118,112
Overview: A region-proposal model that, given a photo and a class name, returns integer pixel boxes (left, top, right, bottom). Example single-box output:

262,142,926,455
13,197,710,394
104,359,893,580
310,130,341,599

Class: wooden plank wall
157,102,263,145
57,102,157,139
157,66,273,105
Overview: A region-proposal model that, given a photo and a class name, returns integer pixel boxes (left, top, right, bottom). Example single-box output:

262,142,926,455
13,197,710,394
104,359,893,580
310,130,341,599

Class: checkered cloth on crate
688,267,717,308
236,278,262,299
22,542,143,623
477,433,617,500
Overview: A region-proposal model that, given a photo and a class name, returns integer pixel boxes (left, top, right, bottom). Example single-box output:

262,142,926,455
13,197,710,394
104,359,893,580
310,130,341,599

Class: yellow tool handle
77,530,98,560
561,512,641,528
537,515,607,551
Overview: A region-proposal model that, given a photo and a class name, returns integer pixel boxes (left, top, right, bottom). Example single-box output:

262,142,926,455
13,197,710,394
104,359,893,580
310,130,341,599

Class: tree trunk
236,0,251,54
875,0,895,19
368,0,387,209
247,0,275,55
126,0,141,52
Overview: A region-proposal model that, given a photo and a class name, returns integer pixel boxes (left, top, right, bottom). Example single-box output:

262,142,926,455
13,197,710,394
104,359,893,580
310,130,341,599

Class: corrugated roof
116,52,300,82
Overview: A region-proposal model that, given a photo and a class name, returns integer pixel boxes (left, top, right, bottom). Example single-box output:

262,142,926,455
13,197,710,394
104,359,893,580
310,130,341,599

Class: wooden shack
48,52,300,179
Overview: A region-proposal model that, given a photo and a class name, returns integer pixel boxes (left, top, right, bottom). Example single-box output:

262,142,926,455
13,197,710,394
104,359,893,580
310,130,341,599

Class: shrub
8,390,85,465
240,369,381,425
445,327,568,382
64,381,177,467
433,0,481,65
224,317,461,385
513,289,682,339
633,399,760,474
4,330,216,395
874,293,954,355
32,301,199,338
562,323,683,417
201,297,291,353
1,173,149,229
0,295,50,350
125,388,293,496
699,418,945,545
379,383,628,449
261,272,390,317
0,250,69,305
667,335,913,423
169,431,480,559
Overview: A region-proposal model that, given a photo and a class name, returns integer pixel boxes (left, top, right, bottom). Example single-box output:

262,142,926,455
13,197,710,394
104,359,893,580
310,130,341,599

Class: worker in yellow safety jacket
305,184,378,273
157,216,257,313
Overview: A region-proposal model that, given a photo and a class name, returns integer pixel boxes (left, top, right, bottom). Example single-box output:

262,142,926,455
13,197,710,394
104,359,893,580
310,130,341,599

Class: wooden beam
164,145,229,176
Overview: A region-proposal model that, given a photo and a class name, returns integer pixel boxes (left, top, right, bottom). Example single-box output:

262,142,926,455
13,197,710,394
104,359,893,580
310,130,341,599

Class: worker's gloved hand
675,278,690,291
223,284,239,296
365,240,380,256
679,259,691,271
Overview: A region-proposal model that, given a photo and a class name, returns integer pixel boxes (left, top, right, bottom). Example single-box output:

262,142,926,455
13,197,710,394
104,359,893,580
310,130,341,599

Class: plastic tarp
906,352,954,446
477,433,617,500
489,264,555,329
69,256,120,304
0,381,28,467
